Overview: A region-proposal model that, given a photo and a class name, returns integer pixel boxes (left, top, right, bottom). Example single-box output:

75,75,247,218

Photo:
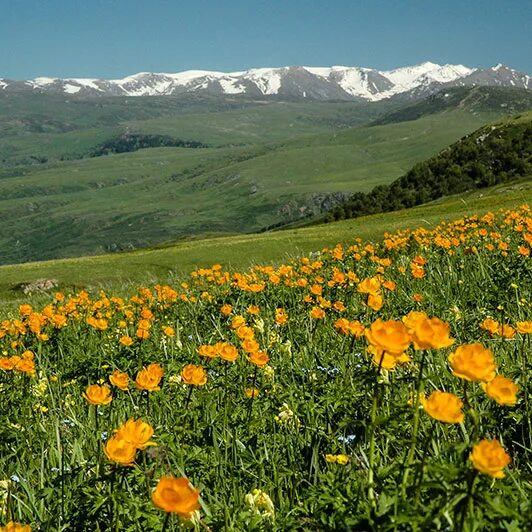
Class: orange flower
357,277,381,295
231,315,246,329
410,316,454,350
365,319,410,356
448,344,496,382
220,304,233,316
480,318,499,335
421,391,464,423
482,376,519,406
275,308,288,326
249,351,269,367
109,370,129,391
217,342,239,362
0,522,32,532
368,345,410,370
470,439,511,478
241,338,260,353
163,326,175,337
236,325,255,340
198,345,217,358
83,384,112,405
181,364,207,386
136,363,164,391
116,418,156,449
516,321,532,334
247,305,260,315
104,434,137,466
152,476,200,517
120,335,134,346
367,293,383,311
310,307,325,319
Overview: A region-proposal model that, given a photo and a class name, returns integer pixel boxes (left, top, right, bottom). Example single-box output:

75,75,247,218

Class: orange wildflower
152,476,200,517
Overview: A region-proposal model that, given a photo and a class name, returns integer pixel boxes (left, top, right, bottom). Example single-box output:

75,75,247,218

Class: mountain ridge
1,62,530,101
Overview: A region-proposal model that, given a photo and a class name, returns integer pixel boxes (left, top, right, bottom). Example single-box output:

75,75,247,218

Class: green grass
1,198,531,530
0,109,504,264
0,180,529,306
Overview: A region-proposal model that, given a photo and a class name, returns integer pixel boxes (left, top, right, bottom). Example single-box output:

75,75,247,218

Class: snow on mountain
5,62,530,101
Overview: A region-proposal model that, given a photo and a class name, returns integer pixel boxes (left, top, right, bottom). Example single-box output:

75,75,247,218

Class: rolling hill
0,180,529,307
0,86,530,265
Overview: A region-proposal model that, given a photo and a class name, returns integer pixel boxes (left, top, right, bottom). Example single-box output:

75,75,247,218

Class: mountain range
1,62,531,101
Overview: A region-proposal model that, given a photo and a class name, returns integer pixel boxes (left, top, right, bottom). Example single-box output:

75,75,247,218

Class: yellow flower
0,523,32,532
152,477,200,517
421,391,464,423
135,363,164,392
470,439,511,478
448,344,496,382
310,307,326,319
482,376,519,406
83,384,112,405
365,319,410,356
181,364,207,386
116,418,156,449
357,277,381,295
249,351,269,367
109,370,129,391
104,435,137,466
516,321,532,334
245,489,275,520
410,316,454,350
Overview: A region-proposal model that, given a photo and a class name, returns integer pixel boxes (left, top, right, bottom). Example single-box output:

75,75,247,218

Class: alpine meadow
1,2,532,529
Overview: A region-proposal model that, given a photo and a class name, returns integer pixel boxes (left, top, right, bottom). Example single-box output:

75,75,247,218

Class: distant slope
0,86,528,265
0,109,498,265
326,111,532,222
372,86,532,125
0,181,529,306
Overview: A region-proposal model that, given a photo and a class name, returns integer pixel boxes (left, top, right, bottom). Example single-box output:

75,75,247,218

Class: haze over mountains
1,62,531,101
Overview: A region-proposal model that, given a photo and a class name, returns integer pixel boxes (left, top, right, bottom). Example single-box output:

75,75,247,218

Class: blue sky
1,0,531,79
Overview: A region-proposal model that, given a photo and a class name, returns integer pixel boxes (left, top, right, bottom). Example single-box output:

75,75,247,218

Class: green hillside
327,110,532,221
0,87,530,265
0,180,529,307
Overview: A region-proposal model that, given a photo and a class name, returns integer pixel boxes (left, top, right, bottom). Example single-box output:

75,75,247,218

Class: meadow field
1,197,531,530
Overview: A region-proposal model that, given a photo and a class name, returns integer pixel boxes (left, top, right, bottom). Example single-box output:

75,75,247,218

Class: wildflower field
1,204,531,531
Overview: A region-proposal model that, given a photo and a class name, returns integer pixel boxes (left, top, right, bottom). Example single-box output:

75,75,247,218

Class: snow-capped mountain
1,62,530,101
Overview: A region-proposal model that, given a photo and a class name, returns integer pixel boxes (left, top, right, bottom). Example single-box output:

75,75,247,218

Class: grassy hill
0,87,530,265
0,179,529,306
326,110,532,221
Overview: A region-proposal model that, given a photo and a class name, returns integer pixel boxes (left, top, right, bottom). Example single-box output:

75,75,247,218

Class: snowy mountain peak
2,62,530,101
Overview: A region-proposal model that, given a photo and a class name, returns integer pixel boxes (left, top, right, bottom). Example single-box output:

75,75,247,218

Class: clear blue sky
1,0,531,79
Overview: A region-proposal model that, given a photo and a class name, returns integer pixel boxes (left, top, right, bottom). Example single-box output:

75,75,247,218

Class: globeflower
0,523,32,532
470,439,511,478
152,476,200,518
365,319,410,355
115,418,156,449
83,384,112,405
410,316,454,350
109,370,129,391
104,434,137,466
421,391,464,424
181,364,207,386
448,344,496,382
516,321,532,334
482,375,519,406
135,363,164,391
